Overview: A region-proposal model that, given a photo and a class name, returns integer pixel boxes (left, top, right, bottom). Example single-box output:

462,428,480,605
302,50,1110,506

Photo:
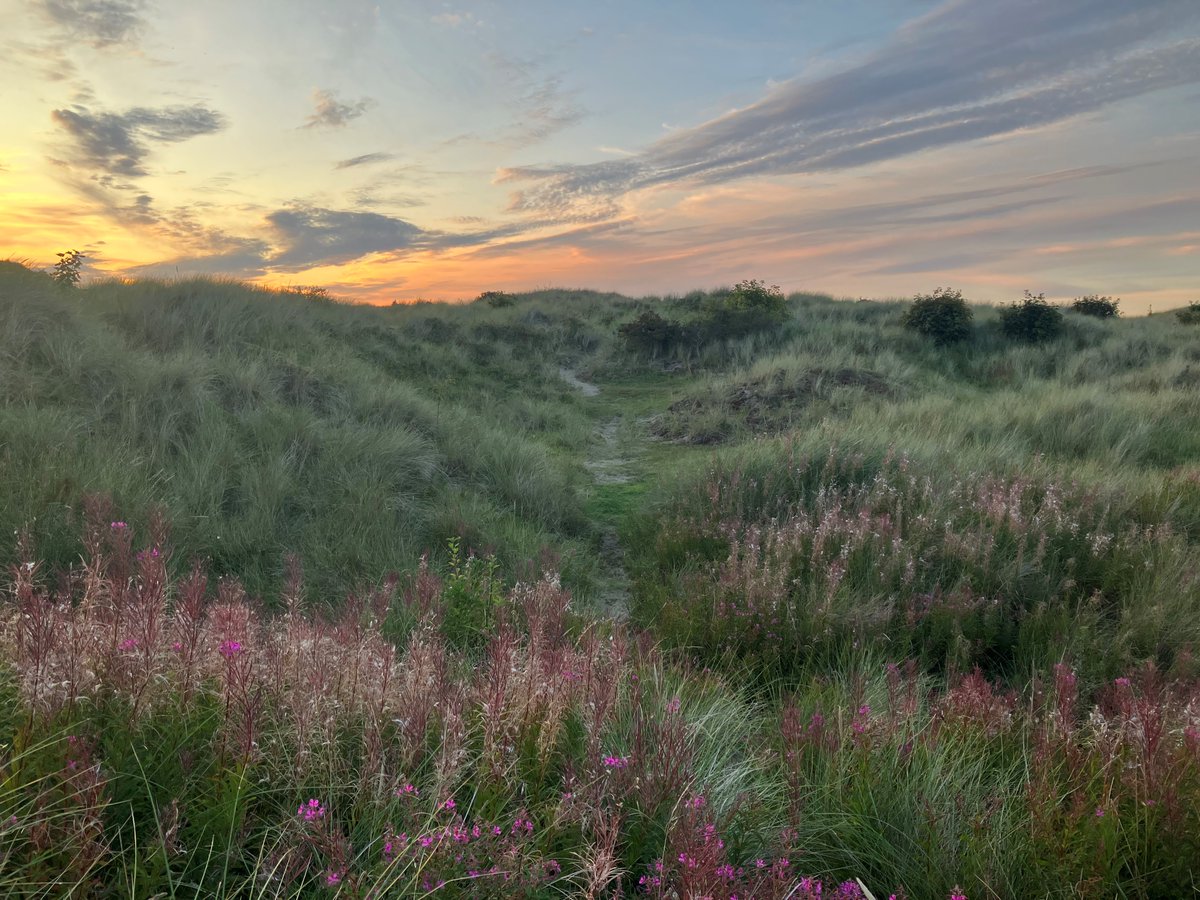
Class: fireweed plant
0,498,1197,896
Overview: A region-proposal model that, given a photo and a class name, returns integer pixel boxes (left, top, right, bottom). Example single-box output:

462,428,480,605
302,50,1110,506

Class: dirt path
559,369,635,619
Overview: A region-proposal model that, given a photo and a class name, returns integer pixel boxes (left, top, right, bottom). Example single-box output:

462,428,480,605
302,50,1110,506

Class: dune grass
3,264,1200,896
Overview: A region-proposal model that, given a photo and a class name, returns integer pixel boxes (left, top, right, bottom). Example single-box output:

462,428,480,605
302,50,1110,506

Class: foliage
999,291,1064,343
702,279,789,338
1176,302,1200,325
618,309,689,356
1070,294,1120,318
477,290,518,308
50,249,85,287
2,514,1199,896
901,287,973,344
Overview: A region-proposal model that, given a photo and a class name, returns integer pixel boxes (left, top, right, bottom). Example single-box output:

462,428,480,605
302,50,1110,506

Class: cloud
266,206,425,268
50,103,226,177
503,0,1200,215
37,0,145,47
334,152,397,170
432,11,482,28
486,53,585,147
304,89,374,129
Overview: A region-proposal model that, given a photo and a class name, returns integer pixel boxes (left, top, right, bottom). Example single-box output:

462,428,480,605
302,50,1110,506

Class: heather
4,264,1200,895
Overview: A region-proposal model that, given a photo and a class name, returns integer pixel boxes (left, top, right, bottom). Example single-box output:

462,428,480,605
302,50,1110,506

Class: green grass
4,262,1200,895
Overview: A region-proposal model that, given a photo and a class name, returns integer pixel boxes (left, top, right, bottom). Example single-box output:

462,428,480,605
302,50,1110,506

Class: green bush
1071,295,1120,318
901,287,973,344
618,309,688,356
1176,302,1200,325
477,290,517,308
1000,291,1064,343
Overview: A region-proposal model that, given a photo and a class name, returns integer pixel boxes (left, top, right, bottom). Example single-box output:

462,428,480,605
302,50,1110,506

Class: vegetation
1071,294,1120,318
50,249,85,287
3,261,1200,896
901,286,973,344
999,291,1064,343
1177,301,1200,324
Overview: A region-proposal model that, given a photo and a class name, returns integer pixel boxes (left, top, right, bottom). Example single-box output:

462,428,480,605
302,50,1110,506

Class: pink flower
298,798,326,821
110,521,127,530
324,870,341,886
218,640,243,659
1095,806,1105,818
1114,677,1132,687
949,889,968,900
667,696,682,714
601,754,630,768
118,638,138,652
442,797,456,810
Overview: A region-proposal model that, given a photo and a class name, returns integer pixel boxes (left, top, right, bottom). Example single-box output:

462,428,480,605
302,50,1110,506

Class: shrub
477,290,517,308
50,249,85,287
1176,302,1200,325
1000,291,1064,343
901,287,973,344
725,279,788,322
1071,295,1120,318
619,310,687,356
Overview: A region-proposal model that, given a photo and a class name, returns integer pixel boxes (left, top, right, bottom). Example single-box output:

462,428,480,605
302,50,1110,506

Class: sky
1,0,1198,310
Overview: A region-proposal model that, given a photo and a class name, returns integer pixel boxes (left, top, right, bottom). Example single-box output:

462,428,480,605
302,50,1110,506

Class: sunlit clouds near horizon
1,0,1198,310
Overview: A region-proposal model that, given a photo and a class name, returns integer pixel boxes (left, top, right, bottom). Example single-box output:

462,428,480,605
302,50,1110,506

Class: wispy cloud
501,0,1200,217
304,89,374,129
432,11,482,28
486,53,584,148
334,152,397,170
50,103,226,177
37,0,146,48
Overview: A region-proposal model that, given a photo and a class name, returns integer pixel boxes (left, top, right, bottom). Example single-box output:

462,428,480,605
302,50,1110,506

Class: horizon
2,0,1198,311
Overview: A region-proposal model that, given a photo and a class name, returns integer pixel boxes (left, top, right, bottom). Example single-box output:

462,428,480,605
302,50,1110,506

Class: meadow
2,261,1200,897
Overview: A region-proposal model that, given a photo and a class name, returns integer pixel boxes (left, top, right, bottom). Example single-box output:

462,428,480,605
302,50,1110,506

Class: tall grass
2,512,1198,896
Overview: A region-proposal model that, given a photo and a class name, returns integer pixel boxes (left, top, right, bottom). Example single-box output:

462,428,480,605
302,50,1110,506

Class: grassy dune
3,264,1200,897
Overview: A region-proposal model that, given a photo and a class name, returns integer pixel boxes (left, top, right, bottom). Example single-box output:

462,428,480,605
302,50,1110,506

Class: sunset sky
2,0,1198,309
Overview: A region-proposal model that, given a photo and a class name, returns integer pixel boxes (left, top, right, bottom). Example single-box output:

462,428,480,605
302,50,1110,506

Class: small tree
1071,295,1120,318
1000,291,1064,343
51,249,85,287
902,287,973,344
1177,302,1200,325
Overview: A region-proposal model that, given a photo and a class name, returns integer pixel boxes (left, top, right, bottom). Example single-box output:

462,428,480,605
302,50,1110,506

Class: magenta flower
601,754,630,768
298,798,326,821
218,640,243,659
110,521,128,530
118,637,138,652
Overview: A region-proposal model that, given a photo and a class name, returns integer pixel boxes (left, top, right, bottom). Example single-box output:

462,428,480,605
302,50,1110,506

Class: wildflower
396,783,418,797
118,637,138,652
110,521,127,530
1095,807,1105,818
325,870,342,886
171,641,183,652
949,889,968,900
298,798,326,821
667,696,682,714
1114,677,1131,687
602,754,630,768
442,797,456,810
218,640,242,658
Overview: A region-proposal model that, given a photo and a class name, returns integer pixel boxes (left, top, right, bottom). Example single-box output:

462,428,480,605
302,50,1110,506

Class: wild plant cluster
4,491,1200,896
618,281,790,358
